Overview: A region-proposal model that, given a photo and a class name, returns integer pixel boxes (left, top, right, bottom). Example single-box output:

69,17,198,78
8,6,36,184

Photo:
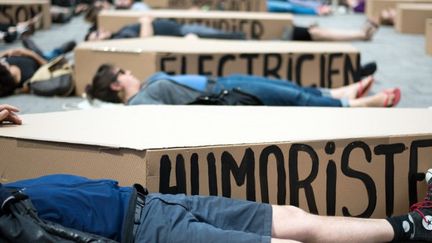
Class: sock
387,215,414,242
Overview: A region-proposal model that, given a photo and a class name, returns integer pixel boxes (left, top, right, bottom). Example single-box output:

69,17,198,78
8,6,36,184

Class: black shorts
292,26,312,41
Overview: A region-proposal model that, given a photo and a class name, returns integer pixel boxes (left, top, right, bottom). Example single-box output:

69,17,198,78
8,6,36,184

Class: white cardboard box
0,106,432,218
74,37,361,96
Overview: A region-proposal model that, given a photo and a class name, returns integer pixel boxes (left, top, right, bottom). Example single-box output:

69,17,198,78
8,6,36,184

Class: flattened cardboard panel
396,3,432,34
0,0,51,29
156,52,359,88
98,10,293,40
366,0,432,22
74,38,359,95
146,136,432,218
144,0,267,12
0,137,147,186
426,19,432,54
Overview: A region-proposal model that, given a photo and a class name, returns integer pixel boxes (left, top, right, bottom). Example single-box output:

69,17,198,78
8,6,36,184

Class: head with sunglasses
86,64,141,103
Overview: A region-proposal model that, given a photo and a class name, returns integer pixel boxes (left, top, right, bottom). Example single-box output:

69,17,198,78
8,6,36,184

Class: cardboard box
426,19,432,55
144,0,267,12
0,0,51,29
396,3,432,34
74,37,361,96
1,106,432,218
366,0,432,23
98,10,293,40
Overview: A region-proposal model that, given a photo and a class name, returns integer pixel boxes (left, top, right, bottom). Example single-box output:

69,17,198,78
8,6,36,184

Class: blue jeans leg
216,75,342,107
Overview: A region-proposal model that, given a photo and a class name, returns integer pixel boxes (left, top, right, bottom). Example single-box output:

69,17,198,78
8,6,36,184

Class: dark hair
84,3,102,24
0,64,18,97
86,64,122,103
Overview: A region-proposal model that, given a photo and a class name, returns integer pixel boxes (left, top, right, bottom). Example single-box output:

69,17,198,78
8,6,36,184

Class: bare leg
330,76,374,99
308,22,377,41
272,205,394,242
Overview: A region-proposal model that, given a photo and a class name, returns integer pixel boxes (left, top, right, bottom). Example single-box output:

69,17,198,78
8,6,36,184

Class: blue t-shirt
5,174,132,241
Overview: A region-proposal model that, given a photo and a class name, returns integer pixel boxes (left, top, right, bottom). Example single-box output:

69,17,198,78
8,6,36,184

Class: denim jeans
214,74,343,107
180,24,246,39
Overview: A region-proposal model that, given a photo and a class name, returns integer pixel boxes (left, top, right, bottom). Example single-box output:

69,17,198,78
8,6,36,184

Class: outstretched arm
0,48,47,65
0,104,22,125
139,16,154,38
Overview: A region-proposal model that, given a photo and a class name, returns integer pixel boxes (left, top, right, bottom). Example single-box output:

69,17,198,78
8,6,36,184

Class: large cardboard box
427,19,432,55
366,0,432,22
98,10,293,40
144,0,267,12
1,106,432,218
396,3,432,34
74,37,361,96
0,0,51,29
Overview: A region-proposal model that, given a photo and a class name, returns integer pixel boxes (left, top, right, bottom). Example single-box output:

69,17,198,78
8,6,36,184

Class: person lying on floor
268,0,332,15
2,171,432,242
0,13,41,44
84,12,378,42
85,16,246,41
0,43,74,97
86,64,401,108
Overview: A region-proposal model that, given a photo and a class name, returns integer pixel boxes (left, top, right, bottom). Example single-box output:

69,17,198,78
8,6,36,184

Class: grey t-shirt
127,79,203,105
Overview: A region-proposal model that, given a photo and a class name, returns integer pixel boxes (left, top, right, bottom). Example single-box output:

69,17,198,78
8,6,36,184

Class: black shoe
407,168,432,241
4,30,17,43
360,62,377,77
22,37,45,58
354,62,377,81
57,40,76,54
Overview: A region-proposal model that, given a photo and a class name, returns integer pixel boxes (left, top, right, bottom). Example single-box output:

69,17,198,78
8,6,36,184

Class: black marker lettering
327,53,343,89
374,143,405,216
341,141,376,217
263,53,282,78
198,55,214,76
191,153,200,195
259,145,286,204
409,140,432,205
221,149,256,201
295,54,314,87
289,144,319,214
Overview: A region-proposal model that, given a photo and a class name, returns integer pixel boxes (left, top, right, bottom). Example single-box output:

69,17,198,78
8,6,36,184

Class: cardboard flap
0,106,432,151
100,9,293,20
77,37,358,54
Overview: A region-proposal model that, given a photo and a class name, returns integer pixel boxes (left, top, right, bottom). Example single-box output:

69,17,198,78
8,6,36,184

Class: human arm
0,104,22,125
139,16,154,38
0,48,47,65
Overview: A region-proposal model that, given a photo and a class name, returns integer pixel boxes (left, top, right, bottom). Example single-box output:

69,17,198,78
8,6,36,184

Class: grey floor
0,12,431,114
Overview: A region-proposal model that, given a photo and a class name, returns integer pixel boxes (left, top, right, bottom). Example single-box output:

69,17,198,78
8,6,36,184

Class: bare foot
348,88,401,107
363,19,379,40
330,76,374,99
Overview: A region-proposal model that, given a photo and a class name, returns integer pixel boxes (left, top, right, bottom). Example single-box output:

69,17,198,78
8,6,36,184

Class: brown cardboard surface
0,106,432,218
98,10,293,40
427,19,432,54
366,0,432,22
0,0,51,29
396,3,432,34
144,0,267,12
74,37,360,95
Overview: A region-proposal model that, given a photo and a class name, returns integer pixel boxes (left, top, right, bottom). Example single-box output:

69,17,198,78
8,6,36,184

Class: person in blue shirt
2,172,432,243
86,63,401,108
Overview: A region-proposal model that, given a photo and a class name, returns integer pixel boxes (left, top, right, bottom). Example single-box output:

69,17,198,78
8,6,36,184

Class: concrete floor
0,12,431,114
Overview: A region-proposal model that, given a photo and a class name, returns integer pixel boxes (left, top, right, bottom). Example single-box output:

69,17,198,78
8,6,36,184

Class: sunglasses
112,68,126,82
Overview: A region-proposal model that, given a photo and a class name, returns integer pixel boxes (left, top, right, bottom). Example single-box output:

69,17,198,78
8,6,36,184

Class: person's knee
273,205,308,220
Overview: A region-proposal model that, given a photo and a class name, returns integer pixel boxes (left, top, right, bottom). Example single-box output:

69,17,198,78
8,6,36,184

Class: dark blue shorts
134,194,272,243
